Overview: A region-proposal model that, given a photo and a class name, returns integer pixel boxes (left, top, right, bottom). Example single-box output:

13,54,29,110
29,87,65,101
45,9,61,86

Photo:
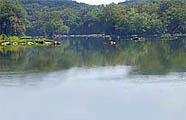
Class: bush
0,34,7,41
5,36,20,42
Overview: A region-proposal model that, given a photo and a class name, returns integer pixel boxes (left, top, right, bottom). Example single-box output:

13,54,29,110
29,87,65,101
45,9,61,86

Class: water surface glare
0,66,185,120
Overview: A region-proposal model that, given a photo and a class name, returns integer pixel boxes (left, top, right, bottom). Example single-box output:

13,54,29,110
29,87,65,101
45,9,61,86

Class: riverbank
56,33,186,39
1,33,185,47
0,35,61,46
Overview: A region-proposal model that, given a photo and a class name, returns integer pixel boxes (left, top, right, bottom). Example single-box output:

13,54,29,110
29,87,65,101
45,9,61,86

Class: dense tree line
0,0,27,36
0,0,186,37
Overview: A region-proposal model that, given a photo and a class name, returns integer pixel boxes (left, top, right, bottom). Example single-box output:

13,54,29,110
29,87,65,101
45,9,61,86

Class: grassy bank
0,35,61,46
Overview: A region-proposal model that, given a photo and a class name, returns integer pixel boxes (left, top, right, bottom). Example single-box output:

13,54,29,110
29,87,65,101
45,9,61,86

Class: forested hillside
0,0,186,37
20,0,72,1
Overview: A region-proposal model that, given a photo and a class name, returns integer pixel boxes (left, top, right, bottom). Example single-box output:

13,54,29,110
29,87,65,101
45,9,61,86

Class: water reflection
0,37,185,74
0,37,185,86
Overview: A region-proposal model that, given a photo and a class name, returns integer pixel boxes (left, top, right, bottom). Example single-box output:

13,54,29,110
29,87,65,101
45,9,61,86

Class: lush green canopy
0,0,186,37
0,0,26,36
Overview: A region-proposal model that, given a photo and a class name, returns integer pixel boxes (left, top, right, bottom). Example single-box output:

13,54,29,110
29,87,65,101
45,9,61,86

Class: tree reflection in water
0,37,185,75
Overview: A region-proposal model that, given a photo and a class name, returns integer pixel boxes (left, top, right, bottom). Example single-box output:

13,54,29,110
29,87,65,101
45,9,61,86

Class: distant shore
55,33,186,38
1,33,185,47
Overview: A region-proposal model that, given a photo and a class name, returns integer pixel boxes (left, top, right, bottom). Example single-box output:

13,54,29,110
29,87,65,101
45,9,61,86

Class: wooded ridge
0,0,185,38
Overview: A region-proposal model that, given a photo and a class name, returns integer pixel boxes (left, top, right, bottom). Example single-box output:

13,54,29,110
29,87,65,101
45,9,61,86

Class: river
0,37,185,120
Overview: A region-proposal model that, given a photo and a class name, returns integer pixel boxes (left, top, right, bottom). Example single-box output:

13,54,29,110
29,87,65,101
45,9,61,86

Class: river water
0,37,185,120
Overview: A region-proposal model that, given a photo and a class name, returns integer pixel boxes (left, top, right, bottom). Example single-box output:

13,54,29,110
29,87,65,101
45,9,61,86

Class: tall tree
34,11,69,37
0,0,26,36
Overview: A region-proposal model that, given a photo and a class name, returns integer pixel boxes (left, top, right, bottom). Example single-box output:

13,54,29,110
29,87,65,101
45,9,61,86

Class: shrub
5,36,20,42
0,34,7,41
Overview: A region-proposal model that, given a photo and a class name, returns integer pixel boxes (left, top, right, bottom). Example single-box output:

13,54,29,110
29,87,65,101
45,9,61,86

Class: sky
75,0,125,5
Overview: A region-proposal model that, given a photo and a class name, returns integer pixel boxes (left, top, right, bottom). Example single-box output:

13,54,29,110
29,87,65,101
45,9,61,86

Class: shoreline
55,33,186,38
0,33,185,47
0,37,61,46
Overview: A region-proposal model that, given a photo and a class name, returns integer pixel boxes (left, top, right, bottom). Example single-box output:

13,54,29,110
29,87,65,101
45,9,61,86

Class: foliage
30,11,69,37
0,0,27,36
0,0,186,37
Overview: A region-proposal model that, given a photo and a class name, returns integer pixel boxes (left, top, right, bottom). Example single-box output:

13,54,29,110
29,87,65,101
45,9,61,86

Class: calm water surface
0,37,185,120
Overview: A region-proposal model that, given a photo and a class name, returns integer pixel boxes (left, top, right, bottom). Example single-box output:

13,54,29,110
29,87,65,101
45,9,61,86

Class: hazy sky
76,0,125,5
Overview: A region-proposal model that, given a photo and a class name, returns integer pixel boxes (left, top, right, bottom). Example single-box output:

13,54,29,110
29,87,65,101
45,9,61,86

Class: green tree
102,3,126,34
34,11,69,37
0,0,26,36
161,0,186,33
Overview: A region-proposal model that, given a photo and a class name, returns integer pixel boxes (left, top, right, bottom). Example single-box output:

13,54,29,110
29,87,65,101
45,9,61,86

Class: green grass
0,35,54,45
